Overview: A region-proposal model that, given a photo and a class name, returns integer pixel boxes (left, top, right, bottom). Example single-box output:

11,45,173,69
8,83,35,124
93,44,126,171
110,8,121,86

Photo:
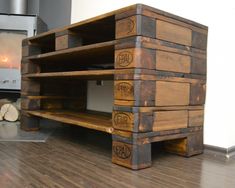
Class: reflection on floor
0,120,59,142
0,124,235,188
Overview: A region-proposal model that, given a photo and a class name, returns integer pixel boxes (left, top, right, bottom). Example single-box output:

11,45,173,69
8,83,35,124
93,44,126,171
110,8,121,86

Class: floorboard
0,125,235,188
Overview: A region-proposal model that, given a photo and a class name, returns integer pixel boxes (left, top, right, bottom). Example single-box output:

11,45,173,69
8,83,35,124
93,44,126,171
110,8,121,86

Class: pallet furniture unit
21,4,207,170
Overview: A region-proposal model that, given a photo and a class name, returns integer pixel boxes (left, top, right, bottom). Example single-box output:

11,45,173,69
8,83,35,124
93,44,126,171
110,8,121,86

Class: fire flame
1,56,8,63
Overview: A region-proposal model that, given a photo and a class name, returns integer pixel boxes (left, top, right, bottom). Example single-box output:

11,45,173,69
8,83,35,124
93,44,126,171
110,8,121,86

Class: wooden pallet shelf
21,4,207,170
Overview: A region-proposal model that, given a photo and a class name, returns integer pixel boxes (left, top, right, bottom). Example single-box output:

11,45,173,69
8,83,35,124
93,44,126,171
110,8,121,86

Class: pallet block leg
20,113,40,131
164,131,203,157
112,138,151,170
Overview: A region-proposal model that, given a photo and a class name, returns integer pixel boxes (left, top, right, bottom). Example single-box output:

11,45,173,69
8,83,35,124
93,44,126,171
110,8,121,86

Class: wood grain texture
20,4,207,171
112,141,151,169
114,80,155,106
191,57,207,75
21,60,40,75
190,83,206,105
115,48,156,69
153,110,188,131
26,110,113,134
112,111,152,132
21,79,40,96
1,127,234,188
55,31,82,51
192,31,208,50
164,131,203,157
156,51,191,73
21,97,40,110
20,111,40,131
156,20,192,46
155,81,190,106
116,16,137,39
116,15,156,39
24,69,115,79
189,110,204,127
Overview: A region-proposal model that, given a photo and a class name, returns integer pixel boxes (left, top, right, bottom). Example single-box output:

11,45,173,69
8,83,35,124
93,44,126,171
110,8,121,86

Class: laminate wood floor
0,125,235,188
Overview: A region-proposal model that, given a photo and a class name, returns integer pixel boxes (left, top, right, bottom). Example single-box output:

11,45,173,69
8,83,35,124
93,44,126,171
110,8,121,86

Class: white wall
71,0,235,148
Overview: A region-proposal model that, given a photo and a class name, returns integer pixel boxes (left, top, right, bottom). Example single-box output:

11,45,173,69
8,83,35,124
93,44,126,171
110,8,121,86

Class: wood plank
156,20,192,46
156,51,191,73
141,4,208,30
26,110,113,134
112,141,151,170
114,80,155,106
153,110,188,131
112,111,152,132
114,81,134,101
116,15,156,39
155,81,190,106
164,131,203,156
24,70,115,79
189,110,204,127
116,16,137,39
26,40,115,61
190,83,206,105
139,36,206,59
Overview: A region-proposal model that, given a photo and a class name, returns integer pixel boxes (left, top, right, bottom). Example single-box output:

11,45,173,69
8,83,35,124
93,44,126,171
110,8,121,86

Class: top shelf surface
23,4,207,43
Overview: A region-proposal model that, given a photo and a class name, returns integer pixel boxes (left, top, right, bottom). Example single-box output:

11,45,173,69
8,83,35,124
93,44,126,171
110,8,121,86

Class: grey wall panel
39,0,71,29
0,0,9,13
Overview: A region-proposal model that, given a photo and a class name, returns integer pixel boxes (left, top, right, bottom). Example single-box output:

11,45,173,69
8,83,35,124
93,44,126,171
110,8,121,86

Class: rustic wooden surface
27,110,113,134
21,3,207,169
0,127,234,188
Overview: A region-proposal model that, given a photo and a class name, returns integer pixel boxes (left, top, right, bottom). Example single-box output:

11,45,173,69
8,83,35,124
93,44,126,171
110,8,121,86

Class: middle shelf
23,69,115,79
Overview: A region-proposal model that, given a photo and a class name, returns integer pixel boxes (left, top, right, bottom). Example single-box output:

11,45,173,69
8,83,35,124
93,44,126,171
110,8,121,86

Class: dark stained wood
114,80,155,106
156,50,191,73
22,43,41,57
155,81,190,106
21,60,40,75
115,48,156,69
192,31,208,50
116,15,156,39
164,131,203,157
189,110,204,127
20,111,40,131
153,110,188,131
156,20,192,46
112,140,151,169
24,70,115,79
20,4,207,170
21,79,40,96
190,83,206,105
112,111,152,132
55,30,83,51
21,97,41,110
191,57,207,75
25,40,115,61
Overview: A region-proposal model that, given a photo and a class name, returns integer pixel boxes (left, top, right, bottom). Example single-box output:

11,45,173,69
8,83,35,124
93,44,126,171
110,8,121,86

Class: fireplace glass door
0,30,27,90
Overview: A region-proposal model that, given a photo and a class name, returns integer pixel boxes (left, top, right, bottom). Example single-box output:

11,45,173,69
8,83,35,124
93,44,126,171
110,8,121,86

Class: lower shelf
26,110,113,134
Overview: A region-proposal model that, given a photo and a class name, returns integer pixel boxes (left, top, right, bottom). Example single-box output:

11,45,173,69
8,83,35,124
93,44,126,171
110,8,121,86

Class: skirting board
204,144,235,160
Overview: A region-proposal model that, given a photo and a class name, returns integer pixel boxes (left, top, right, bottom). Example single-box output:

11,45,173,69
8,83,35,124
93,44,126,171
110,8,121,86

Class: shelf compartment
27,110,113,134
26,40,115,62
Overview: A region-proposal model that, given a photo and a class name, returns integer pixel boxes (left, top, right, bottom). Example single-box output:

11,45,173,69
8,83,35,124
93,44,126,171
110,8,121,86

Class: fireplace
0,7,47,92
0,30,26,91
